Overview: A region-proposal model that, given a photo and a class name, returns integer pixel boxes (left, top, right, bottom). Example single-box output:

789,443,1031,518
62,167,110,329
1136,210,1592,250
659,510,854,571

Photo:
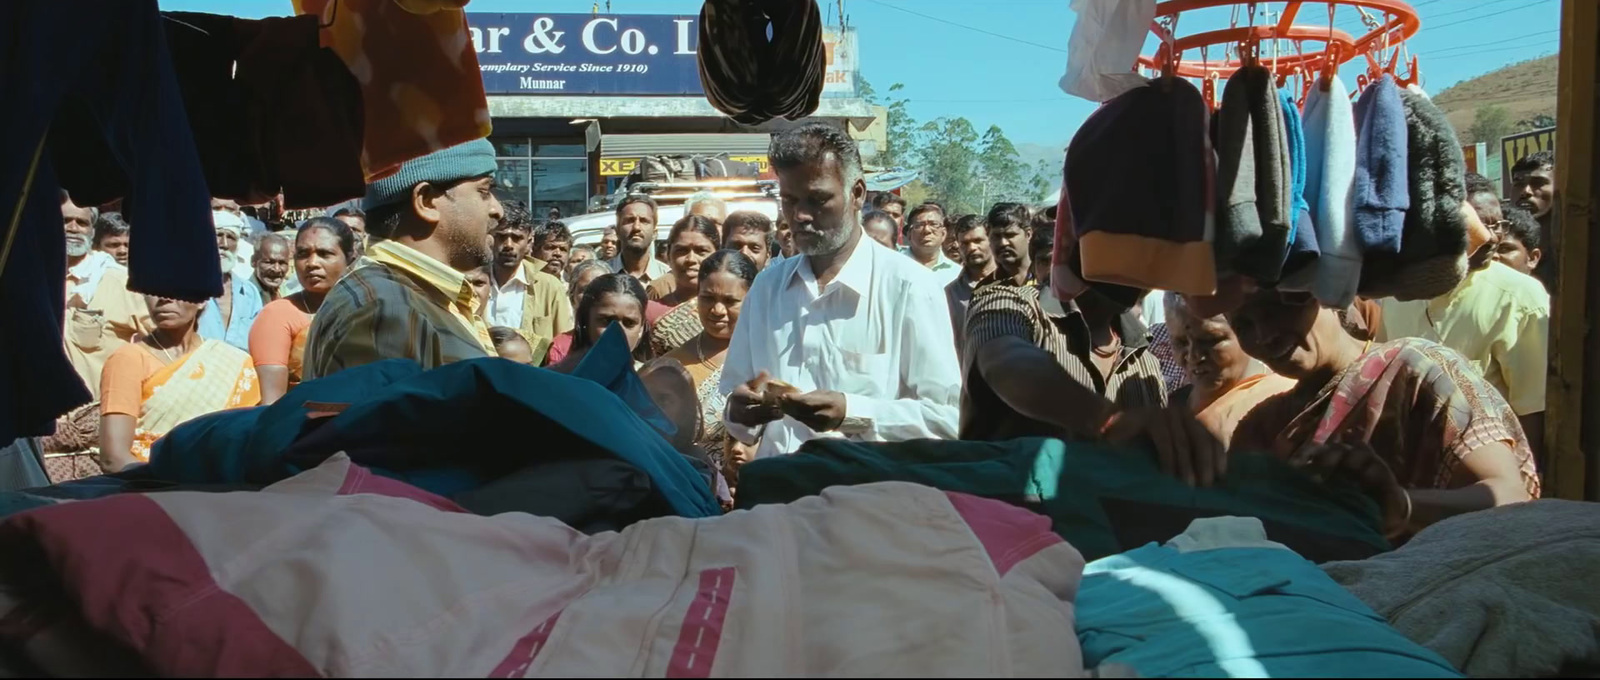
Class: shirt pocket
836,349,891,397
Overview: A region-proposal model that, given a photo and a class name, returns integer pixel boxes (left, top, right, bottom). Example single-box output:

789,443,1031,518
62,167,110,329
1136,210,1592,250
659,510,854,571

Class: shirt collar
607,253,668,282
66,250,114,281
1042,286,1151,350
498,261,531,291
367,240,476,310
790,233,875,296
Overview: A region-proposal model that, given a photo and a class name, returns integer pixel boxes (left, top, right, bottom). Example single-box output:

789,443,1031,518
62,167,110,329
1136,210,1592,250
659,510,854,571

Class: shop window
492,137,588,220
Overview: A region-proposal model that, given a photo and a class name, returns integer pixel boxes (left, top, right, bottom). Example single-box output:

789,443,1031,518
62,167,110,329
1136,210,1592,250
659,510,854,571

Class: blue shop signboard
468,14,704,95
467,13,859,97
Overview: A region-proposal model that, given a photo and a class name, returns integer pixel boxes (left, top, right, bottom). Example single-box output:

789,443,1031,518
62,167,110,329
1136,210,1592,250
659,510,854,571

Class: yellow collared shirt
1378,262,1549,415
366,240,497,355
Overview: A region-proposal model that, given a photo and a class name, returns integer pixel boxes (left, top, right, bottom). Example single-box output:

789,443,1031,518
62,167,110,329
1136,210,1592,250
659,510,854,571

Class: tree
1469,104,1514,145
977,125,1025,207
856,75,919,169
880,84,920,169
916,117,984,214
1027,158,1059,205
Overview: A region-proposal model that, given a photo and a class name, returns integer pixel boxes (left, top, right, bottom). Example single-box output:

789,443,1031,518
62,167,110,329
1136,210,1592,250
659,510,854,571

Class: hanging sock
697,0,826,125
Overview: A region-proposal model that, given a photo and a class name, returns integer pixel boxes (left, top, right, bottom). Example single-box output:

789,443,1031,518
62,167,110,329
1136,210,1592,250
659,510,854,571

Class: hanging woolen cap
1277,88,1322,291
1065,77,1217,296
1350,75,1409,262
1212,65,1293,285
1359,87,1468,301
697,0,825,125
361,138,497,211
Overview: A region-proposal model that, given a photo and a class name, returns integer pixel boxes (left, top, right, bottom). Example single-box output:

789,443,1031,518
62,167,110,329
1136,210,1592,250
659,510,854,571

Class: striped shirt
960,283,1166,441
302,241,495,380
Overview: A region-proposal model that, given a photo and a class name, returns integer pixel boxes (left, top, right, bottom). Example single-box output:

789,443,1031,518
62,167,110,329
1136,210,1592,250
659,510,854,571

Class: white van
564,180,781,257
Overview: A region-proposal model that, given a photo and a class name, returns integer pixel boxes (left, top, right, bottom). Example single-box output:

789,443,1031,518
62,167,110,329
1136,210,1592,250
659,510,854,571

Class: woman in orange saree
100,296,260,472
249,217,358,404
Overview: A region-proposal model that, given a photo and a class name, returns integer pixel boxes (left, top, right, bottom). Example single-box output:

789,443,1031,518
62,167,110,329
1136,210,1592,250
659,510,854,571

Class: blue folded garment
1076,541,1463,678
136,322,719,521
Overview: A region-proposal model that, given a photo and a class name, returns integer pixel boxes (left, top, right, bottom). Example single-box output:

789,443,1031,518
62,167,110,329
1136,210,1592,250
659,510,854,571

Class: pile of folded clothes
0,337,1596,677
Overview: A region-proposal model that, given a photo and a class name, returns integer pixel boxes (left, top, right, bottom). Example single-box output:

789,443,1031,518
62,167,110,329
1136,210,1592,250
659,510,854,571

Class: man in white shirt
486,200,573,360
606,196,672,284
900,202,961,286
720,123,962,459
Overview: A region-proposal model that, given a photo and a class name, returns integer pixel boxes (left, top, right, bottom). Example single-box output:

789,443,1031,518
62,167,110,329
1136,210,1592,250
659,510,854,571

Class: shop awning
600,133,772,159
487,96,877,130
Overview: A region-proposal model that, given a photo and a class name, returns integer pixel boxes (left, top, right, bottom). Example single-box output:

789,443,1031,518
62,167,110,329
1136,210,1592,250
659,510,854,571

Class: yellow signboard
599,155,770,177
599,158,639,176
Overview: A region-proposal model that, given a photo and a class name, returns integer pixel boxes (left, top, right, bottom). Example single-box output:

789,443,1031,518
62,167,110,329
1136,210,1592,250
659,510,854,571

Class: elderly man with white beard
196,210,265,351
61,192,151,400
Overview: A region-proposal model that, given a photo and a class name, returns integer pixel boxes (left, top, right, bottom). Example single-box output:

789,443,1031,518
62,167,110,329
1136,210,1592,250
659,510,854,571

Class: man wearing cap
197,210,266,352
302,139,505,379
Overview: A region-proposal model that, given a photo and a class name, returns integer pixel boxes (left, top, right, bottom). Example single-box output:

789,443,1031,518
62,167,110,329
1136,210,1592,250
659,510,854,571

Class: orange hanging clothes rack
1135,0,1423,109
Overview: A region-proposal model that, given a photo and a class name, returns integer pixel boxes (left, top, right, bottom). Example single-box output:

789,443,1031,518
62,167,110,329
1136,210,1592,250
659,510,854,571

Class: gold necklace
148,333,180,363
695,335,724,371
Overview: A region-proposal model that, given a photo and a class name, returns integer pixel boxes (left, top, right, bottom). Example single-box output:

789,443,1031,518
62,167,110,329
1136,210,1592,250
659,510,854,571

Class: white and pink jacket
0,454,1088,677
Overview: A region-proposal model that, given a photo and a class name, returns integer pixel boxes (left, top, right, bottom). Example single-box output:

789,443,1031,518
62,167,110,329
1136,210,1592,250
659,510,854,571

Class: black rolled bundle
697,0,826,125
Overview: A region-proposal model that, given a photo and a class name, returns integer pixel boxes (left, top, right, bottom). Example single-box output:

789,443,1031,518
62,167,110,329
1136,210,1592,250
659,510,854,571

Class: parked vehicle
564,179,781,257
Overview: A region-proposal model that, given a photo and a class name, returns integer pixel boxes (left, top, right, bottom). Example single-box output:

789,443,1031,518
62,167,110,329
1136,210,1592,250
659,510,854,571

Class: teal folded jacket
1077,544,1463,678
734,437,1389,562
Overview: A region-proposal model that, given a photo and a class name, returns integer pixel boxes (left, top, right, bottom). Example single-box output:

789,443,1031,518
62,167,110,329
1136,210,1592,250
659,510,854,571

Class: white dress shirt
65,250,120,305
719,235,962,459
486,265,530,329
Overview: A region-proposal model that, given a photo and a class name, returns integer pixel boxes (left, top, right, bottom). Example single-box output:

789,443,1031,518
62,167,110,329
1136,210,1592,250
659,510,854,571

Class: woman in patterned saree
646,216,722,357
100,295,260,472
664,250,759,487
249,217,358,404
1225,287,1539,541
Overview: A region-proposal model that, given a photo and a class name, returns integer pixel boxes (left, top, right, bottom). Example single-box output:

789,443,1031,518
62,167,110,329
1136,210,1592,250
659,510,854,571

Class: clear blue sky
164,0,1561,149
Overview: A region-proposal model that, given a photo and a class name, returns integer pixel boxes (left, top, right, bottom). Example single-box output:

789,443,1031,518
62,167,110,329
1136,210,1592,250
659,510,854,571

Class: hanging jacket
0,460,1088,678
0,0,222,444
1303,76,1362,307
157,12,366,208
293,0,491,182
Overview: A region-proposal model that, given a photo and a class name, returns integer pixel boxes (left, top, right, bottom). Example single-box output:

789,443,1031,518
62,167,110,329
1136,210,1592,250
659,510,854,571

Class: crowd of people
45,123,1558,537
